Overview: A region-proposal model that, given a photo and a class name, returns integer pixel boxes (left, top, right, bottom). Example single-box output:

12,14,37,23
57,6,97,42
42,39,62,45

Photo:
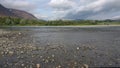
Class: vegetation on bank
0,17,120,26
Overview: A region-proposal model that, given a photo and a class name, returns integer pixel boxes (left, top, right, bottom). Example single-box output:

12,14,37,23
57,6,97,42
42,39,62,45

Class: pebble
1,52,4,54
42,59,45,61
36,64,40,68
29,65,33,68
109,63,112,66
51,59,55,62
2,40,6,43
9,51,14,55
47,56,50,59
117,59,120,61
40,56,43,58
18,32,21,35
52,54,55,57
20,51,24,54
56,65,61,68
21,64,24,66
45,59,49,63
81,64,88,68
77,47,80,50
74,62,77,65
32,55,34,58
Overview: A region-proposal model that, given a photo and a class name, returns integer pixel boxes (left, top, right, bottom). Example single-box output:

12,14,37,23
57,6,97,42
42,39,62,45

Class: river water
0,26,120,67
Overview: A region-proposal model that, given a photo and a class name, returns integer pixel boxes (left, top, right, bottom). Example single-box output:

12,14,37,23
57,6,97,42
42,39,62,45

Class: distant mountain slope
113,18,120,22
0,4,17,17
0,4,37,19
10,9,37,20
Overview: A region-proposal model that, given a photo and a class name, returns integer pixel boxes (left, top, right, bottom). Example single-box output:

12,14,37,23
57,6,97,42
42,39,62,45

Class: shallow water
0,26,120,67
3,26,120,45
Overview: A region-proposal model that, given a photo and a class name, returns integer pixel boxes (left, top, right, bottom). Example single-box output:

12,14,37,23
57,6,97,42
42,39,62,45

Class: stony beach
0,26,120,68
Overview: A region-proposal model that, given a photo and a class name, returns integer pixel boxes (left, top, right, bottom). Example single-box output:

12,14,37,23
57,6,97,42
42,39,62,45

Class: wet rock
52,54,55,57
30,65,33,68
117,59,120,61
18,32,21,35
36,64,40,68
47,56,50,59
77,47,80,50
45,59,49,63
2,40,6,43
74,62,77,65
21,64,24,66
9,51,14,55
1,51,4,55
56,65,61,68
40,56,43,58
20,51,24,54
81,64,88,68
51,59,55,62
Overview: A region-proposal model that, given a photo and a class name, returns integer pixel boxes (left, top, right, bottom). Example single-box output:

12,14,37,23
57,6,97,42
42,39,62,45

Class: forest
0,17,120,26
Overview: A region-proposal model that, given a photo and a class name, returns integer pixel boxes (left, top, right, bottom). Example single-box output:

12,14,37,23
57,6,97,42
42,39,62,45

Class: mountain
0,4,17,17
10,9,36,20
0,4,37,19
113,18,120,22
106,17,120,22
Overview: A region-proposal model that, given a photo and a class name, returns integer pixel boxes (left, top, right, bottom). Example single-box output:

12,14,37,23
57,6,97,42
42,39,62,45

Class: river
0,26,120,67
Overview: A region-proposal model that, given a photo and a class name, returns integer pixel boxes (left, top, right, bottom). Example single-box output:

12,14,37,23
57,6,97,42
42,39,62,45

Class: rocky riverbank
0,27,120,68
0,30,89,68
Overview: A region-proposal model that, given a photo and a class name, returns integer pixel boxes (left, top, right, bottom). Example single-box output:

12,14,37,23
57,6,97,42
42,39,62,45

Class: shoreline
0,25,120,28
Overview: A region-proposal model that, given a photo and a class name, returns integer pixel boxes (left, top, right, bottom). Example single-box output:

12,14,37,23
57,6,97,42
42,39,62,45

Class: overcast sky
0,0,120,20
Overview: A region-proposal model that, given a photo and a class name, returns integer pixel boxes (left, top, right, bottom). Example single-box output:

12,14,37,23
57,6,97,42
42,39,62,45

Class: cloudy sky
0,0,120,20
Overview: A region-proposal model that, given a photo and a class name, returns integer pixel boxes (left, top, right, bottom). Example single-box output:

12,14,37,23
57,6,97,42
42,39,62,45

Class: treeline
0,17,120,26
0,17,46,26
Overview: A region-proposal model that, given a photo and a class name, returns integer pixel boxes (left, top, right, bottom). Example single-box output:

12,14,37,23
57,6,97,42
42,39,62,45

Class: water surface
0,26,120,67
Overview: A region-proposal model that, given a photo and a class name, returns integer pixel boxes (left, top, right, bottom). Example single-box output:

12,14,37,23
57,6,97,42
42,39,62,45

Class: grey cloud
0,0,120,20
50,0,120,20
0,0,47,19
49,0,76,10
0,0,36,11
